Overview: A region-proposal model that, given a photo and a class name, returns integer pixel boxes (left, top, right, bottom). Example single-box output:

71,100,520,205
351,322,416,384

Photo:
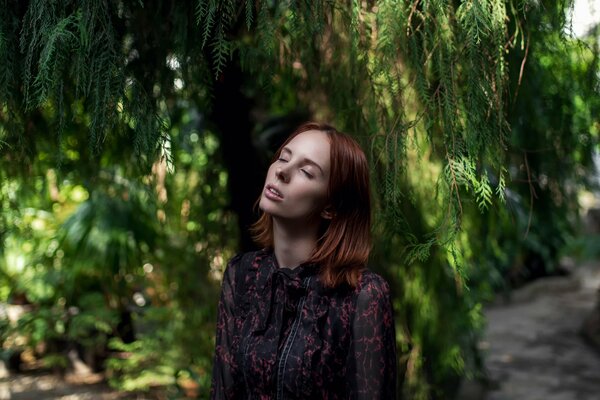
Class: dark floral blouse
210,249,397,399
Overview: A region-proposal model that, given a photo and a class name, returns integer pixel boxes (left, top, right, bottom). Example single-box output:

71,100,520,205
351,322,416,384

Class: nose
275,166,289,183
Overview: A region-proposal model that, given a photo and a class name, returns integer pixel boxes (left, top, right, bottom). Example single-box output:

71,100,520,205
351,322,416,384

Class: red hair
251,122,371,288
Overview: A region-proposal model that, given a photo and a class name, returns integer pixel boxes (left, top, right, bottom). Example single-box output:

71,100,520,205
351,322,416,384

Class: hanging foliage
1,1,598,398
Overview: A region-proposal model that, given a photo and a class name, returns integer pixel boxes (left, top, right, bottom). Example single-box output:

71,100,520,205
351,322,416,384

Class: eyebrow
281,147,324,174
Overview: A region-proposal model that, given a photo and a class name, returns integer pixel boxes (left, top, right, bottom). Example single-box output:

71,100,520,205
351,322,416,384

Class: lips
265,184,284,200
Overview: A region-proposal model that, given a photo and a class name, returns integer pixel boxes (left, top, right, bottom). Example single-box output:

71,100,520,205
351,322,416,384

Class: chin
258,197,268,212
258,199,276,216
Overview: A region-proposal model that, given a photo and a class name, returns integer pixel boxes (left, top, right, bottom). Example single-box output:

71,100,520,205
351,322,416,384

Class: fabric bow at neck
254,263,314,333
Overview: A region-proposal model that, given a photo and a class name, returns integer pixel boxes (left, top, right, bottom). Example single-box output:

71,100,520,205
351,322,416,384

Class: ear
320,205,335,220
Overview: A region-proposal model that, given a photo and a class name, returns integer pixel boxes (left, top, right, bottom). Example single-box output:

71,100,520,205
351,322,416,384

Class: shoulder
225,252,244,268
222,250,263,281
225,249,268,269
358,269,391,293
355,269,392,304
223,252,254,281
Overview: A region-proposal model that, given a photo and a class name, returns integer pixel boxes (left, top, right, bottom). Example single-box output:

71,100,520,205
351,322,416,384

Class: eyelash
301,169,313,178
276,158,313,178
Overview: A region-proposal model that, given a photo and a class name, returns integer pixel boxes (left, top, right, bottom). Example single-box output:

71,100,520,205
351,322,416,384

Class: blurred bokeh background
1,1,599,399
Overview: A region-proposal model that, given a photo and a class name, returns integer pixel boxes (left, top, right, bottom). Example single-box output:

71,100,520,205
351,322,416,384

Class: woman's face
259,130,331,222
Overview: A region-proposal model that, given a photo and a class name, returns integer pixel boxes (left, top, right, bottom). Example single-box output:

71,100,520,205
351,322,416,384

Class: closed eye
301,169,313,178
277,157,289,162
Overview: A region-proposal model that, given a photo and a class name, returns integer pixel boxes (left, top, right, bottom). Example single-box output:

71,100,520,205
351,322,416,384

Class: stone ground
475,260,600,400
2,262,600,400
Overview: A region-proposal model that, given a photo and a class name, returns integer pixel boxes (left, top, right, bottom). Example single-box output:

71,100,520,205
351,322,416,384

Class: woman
211,122,397,399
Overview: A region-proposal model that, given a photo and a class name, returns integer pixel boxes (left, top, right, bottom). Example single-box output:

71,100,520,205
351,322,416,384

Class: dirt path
0,369,135,400
482,261,600,400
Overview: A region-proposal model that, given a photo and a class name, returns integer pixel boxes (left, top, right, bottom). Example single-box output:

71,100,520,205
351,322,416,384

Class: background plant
1,1,598,399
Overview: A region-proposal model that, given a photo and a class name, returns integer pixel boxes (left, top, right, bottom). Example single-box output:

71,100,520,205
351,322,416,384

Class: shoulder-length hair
251,122,371,289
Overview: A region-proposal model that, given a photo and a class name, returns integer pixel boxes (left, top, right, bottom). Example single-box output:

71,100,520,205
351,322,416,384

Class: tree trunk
210,59,263,252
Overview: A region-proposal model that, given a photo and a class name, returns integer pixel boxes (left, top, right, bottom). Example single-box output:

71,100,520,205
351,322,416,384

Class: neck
272,217,320,269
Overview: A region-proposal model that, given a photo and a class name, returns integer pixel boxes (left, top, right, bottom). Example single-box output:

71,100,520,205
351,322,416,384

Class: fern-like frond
32,15,78,106
245,0,254,30
474,171,493,211
496,167,507,203
198,0,217,49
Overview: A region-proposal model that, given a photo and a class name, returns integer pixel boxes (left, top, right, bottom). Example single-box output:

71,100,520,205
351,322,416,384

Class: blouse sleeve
347,273,398,399
210,254,243,400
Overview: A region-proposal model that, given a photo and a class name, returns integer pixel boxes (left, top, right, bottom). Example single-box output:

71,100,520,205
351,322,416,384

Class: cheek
298,184,328,206
315,190,329,207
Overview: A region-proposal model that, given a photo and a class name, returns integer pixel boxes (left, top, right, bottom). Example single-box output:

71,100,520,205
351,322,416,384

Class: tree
1,1,598,398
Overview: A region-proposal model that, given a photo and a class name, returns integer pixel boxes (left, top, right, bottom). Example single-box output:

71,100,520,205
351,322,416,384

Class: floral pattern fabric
211,249,397,399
